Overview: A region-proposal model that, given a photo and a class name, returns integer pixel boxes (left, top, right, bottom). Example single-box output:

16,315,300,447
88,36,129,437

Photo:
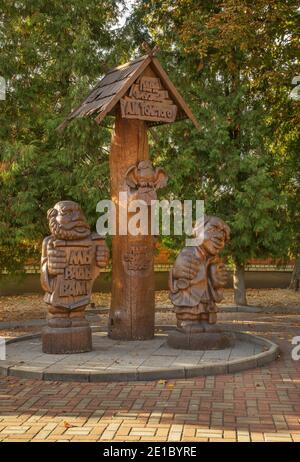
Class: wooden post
58,53,200,343
108,111,155,340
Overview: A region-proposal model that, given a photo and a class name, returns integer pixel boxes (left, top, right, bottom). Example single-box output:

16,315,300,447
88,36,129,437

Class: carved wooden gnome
41,201,109,354
168,215,235,350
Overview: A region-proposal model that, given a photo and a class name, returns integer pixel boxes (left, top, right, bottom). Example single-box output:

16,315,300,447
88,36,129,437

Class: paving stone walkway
0,312,300,442
2,331,276,381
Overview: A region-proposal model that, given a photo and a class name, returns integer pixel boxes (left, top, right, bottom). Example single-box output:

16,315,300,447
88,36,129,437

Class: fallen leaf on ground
64,421,76,429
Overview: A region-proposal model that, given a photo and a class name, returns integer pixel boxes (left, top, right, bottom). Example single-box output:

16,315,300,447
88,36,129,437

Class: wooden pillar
108,110,155,340
57,54,200,343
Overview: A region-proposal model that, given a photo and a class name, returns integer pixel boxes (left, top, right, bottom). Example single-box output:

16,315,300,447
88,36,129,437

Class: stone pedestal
167,322,235,351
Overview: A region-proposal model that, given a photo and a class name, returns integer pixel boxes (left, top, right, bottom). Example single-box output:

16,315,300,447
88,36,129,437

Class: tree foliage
0,0,124,272
126,0,300,272
0,0,299,288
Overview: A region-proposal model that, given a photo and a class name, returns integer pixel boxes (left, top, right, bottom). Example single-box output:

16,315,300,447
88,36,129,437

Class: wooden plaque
120,76,178,123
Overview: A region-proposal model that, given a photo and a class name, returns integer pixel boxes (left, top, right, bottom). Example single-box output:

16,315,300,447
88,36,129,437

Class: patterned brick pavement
0,313,300,442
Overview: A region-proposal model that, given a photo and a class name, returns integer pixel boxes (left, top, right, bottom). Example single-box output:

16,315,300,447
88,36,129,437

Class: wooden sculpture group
41,51,234,354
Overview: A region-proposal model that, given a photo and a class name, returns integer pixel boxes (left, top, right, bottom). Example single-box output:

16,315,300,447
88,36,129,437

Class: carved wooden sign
123,243,152,272
120,76,178,123
47,238,100,309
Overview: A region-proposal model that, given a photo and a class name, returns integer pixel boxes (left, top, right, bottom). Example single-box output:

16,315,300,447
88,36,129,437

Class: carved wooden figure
125,160,168,205
59,49,200,341
41,201,109,354
168,216,235,350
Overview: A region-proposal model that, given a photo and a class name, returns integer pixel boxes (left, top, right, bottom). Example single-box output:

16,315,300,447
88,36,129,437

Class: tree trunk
108,110,155,340
233,263,247,306
289,257,300,291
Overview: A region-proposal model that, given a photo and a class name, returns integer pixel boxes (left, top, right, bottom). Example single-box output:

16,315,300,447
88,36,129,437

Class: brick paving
0,312,300,442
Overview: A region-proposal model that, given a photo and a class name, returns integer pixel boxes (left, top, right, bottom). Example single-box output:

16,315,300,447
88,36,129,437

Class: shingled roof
58,53,200,131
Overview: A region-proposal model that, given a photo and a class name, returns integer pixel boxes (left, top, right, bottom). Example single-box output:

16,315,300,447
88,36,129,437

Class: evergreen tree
0,0,124,272
127,0,299,304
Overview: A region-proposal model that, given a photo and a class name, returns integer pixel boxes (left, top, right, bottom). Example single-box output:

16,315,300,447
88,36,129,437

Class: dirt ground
0,288,299,326
0,325,42,339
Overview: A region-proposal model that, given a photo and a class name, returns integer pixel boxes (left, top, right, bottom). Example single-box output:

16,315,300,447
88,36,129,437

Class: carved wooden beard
49,215,90,240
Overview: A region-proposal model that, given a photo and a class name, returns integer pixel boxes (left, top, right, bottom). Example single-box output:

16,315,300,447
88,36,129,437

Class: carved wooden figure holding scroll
41,201,109,354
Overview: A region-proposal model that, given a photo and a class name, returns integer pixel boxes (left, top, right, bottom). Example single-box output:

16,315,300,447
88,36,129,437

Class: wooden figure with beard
41,201,109,354
168,216,236,350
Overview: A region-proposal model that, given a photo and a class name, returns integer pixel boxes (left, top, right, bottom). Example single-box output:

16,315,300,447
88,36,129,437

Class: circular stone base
167,330,235,350
1,331,279,382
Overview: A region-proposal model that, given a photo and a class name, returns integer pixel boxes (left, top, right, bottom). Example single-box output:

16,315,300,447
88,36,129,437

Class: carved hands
172,253,200,288
210,263,228,288
96,243,109,268
172,253,228,291
47,248,67,276
47,243,109,274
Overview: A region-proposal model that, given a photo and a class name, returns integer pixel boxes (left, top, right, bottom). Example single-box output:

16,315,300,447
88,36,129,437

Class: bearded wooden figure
41,201,109,354
168,215,235,350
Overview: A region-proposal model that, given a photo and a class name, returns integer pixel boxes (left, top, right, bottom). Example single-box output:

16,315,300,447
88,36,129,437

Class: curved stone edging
0,331,280,382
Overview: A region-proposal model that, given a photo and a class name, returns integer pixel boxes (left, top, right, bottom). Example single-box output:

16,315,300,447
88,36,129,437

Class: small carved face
137,161,156,188
47,201,90,240
194,216,230,256
125,160,168,196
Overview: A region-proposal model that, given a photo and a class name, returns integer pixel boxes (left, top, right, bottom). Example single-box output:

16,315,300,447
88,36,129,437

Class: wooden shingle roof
58,53,200,131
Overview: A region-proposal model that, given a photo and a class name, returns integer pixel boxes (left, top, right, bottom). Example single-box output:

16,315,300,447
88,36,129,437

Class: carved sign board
47,238,101,310
123,243,152,272
120,76,178,123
